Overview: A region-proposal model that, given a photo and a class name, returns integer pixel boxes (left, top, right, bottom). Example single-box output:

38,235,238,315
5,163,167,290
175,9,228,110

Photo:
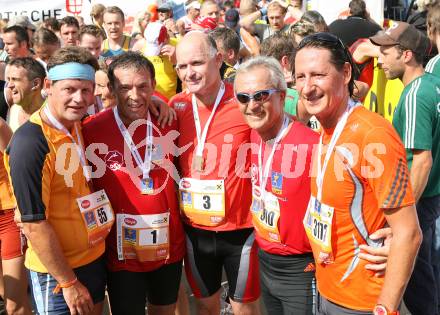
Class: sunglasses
235,89,280,104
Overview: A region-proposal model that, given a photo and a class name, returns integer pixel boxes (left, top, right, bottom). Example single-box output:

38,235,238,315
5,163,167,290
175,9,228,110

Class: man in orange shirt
295,32,421,315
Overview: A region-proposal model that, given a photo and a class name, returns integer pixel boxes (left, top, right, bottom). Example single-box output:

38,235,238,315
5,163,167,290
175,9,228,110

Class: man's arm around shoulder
377,204,421,311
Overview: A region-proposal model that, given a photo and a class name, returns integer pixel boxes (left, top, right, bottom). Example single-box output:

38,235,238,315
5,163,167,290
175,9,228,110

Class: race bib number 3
303,196,334,264
116,212,170,262
179,178,225,226
77,189,115,247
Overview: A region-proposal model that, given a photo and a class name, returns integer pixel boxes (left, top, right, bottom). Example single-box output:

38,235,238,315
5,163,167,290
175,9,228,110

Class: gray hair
235,56,287,91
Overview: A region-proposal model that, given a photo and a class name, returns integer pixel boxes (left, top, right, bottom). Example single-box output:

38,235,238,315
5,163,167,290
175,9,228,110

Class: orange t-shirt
170,83,253,231
309,106,414,311
0,154,15,210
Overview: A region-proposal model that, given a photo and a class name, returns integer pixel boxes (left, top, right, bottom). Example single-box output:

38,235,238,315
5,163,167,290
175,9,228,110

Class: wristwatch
373,304,399,315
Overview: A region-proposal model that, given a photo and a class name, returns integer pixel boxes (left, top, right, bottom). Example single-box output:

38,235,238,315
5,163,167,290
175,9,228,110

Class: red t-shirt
250,121,318,255
82,109,185,272
170,83,253,231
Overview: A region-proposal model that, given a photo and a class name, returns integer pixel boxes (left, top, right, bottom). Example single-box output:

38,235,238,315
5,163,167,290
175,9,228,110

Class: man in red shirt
234,55,318,314
82,52,185,315
170,31,261,314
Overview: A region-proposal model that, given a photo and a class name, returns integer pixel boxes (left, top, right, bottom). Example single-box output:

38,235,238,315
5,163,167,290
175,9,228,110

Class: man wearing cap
371,22,440,315
224,8,240,31
5,46,113,315
158,3,180,39
176,0,201,36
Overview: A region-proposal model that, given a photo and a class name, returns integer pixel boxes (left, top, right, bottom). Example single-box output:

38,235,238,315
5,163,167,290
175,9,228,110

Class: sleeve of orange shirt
360,125,415,209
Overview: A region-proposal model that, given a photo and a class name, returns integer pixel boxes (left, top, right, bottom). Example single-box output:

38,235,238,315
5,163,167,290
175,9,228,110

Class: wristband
259,7,267,16
373,304,399,315
53,277,78,294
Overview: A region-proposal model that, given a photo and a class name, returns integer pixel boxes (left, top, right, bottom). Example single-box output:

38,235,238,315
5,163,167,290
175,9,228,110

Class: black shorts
259,249,315,315
184,224,260,302
107,260,183,315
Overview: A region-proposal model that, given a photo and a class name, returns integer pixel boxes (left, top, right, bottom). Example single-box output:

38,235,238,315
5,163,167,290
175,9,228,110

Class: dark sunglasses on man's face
235,89,280,104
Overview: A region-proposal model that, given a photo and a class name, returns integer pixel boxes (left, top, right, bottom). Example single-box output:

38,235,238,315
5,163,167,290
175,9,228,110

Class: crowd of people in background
0,0,439,314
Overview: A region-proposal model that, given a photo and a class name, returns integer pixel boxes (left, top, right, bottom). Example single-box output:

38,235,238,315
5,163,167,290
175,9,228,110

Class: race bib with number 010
116,212,170,262
251,186,281,243
179,178,225,226
76,189,115,247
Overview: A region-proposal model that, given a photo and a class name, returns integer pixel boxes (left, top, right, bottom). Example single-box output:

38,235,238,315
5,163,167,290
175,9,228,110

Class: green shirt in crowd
392,73,440,198
284,88,299,116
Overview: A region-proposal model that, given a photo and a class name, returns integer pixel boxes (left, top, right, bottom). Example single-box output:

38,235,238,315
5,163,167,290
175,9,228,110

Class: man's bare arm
377,205,421,311
22,221,94,315
410,149,432,202
0,117,12,152
238,10,261,33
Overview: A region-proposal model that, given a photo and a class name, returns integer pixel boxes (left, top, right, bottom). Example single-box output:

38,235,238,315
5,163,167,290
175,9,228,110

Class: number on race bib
313,219,328,242
97,208,108,224
260,209,275,227
151,230,157,244
202,195,211,209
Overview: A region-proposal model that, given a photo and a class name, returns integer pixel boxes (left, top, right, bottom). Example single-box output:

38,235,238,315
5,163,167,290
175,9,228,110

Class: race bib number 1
77,189,115,247
179,178,225,226
116,213,170,262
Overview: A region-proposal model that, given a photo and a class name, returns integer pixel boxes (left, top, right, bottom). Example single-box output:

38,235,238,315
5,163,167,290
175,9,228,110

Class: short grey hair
235,56,287,91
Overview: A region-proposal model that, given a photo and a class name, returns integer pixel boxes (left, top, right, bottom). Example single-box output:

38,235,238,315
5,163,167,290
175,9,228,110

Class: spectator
79,24,105,59
131,10,151,40
328,0,382,47
176,0,201,36
200,0,221,23
7,16,36,47
101,6,135,58
371,21,440,315
90,3,106,31
211,27,241,82
59,16,80,46
33,27,60,69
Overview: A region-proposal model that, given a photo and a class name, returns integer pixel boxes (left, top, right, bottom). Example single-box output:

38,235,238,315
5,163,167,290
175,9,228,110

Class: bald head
177,31,217,60
175,31,222,97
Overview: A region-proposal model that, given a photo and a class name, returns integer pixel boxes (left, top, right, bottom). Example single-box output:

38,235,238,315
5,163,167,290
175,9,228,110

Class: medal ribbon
43,105,91,181
191,82,225,157
258,115,290,200
316,99,359,201
113,107,153,180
